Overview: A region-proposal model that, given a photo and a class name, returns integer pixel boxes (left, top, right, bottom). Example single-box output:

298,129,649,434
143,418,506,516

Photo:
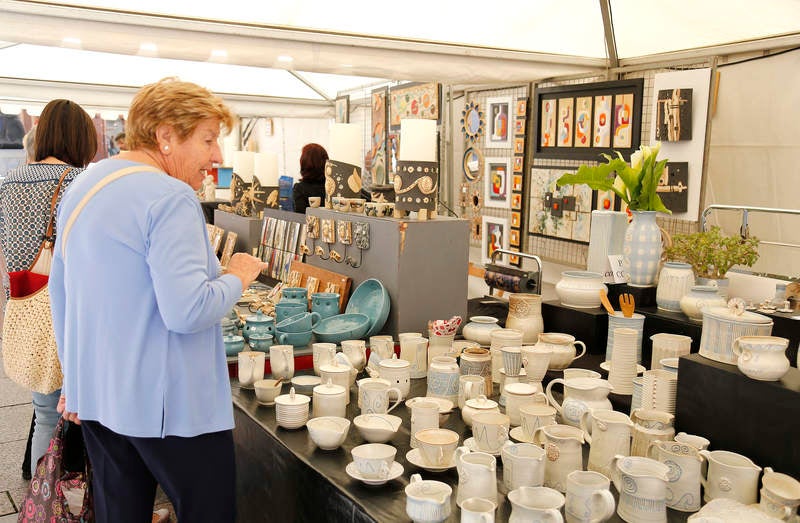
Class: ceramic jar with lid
699,306,773,364
313,379,347,418
243,311,276,343
274,387,310,430
373,354,411,400
505,294,544,344
680,285,726,322
656,262,695,312
461,394,500,427
319,362,353,404
461,316,501,345
555,271,606,309
426,356,460,403
459,347,493,395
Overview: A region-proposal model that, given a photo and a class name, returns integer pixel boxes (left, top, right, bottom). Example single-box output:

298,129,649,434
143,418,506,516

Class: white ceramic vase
555,271,607,309
656,262,694,312
505,293,544,344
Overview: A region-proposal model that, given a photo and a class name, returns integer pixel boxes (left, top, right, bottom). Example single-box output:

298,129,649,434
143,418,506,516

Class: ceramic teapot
243,311,276,343
546,377,613,428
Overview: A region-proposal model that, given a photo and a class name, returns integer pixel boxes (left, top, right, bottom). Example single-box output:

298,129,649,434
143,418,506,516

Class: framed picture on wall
389,82,442,128
335,95,350,123
484,157,512,208
533,79,644,161
481,215,509,264
485,96,513,148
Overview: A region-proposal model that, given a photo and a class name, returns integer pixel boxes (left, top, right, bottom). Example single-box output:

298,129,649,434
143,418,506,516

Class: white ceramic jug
699,449,762,505
630,409,674,457
533,424,586,493
455,446,498,506
405,473,452,523
646,440,704,512
546,377,613,428
508,486,565,523
536,332,587,370
238,350,265,387
501,441,546,491
580,409,633,478
610,455,670,523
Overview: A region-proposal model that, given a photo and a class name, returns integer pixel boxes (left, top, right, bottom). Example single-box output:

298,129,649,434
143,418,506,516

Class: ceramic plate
345,460,404,486
405,397,454,414
464,437,502,456
509,426,536,443
345,279,390,337
256,400,275,407
312,313,371,344
599,361,646,374
405,448,456,472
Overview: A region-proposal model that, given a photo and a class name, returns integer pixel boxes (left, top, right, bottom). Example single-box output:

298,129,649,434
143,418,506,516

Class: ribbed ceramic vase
505,293,544,344
623,211,662,287
656,262,695,312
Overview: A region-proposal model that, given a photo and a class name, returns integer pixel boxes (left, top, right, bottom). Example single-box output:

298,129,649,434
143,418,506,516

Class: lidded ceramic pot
461,394,500,427
312,379,347,418
680,285,726,322
699,306,773,364
242,311,275,343
375,354,411,399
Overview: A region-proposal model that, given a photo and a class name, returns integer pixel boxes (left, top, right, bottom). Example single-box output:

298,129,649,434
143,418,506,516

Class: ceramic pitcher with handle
533,424,586,493
646,440,704,512
546,377,613,428
699,449,762,505
610,455,670,523
580,409,633,478
455,446,498,506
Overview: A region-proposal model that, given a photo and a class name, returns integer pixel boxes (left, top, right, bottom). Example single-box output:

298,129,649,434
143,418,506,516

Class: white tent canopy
0,0,798,115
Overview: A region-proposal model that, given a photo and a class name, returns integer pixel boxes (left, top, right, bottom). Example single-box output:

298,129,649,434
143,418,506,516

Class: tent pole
598,0,619,78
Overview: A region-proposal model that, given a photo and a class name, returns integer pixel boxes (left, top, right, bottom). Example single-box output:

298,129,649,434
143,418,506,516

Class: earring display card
321,219,336,244
220,231,238,267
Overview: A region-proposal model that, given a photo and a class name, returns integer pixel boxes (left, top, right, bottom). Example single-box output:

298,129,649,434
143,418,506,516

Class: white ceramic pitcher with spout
646,440,704,512
533,424,586,493
610,455,670,523
580,409,633,478
546,377,613,427
455,446,498,507
699,449,762,505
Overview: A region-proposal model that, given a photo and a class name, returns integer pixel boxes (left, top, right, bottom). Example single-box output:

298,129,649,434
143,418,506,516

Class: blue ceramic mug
311,292,341,320
276,311,321,333
276,329,313,347
275,302,306,324
281,287,308,305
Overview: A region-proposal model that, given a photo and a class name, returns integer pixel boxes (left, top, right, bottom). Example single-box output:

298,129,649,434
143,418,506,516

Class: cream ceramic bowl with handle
306,416,350,450
353,413,402,443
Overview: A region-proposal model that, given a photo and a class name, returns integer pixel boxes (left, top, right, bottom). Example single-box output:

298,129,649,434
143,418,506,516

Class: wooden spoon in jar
599,289,616,316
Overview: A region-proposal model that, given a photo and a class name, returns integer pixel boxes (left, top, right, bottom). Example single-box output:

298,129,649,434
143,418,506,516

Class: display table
231,373,691,522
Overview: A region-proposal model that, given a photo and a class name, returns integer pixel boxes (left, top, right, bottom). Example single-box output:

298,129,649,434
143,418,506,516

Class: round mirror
461,101,485,143
462,147,484,182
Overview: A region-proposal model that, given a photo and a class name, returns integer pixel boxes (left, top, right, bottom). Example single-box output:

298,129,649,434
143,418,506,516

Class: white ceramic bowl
306,416,350,450
253,379,282,404
291,375,322,395
353,414,402,443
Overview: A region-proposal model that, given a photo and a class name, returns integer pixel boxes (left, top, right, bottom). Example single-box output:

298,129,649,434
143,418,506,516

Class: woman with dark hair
0,99,97,477
292,142,328,213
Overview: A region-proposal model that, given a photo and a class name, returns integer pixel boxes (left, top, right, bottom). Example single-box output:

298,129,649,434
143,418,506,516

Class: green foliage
664,226,760,279
556,143,671,213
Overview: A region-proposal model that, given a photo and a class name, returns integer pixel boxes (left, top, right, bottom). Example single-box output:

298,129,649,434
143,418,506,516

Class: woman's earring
163,145,170,152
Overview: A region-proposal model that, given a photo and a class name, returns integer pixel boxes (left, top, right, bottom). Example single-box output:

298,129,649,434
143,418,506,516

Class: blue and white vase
624,211,662,287
656,262,695,312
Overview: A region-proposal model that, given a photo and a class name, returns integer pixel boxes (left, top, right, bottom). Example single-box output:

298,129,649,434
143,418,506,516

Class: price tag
608,255,627,284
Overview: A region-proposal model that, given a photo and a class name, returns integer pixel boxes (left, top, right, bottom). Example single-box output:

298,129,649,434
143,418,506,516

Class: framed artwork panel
481,215,509,264
514,118,526,136
528,167,595,244
335,95,350,123
510,229,520,247
485,96,513,148
511,211,521,228
514,137,525,155
389,82,442,128
515,98,527,117
533,79,644,161
512,175,523,192
484,157,512,209
655,88,693,141
513,156,523,173
369,87,389,184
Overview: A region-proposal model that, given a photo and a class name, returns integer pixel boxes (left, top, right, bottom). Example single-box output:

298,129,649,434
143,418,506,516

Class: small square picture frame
513,156,523,173
514,118,526,136
514,137,525,155
511,211,521,228
512,175,523,192
510,229,521,247
511,193,522,210
516,99,527,117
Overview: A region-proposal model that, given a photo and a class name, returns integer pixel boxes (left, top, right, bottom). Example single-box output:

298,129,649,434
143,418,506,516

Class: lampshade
328,123,361,166
233,151,255,182
254,152,279,186
399,119,437,162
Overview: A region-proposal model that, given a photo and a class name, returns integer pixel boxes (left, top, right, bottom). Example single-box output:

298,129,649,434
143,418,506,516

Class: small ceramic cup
349,198,366,214
308,196,321,208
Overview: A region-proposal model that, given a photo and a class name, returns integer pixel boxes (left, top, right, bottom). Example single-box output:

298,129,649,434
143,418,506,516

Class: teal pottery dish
345,279,390,337
223,335,245,357
248,334,274,352
313,313,371,344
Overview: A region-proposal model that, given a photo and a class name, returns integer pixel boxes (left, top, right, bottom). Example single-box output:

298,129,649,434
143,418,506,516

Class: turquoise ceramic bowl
275,329,313,347
312,313,371,344
223,335,245,357
345,279,390,337
248,334,274,352
276,311,321,333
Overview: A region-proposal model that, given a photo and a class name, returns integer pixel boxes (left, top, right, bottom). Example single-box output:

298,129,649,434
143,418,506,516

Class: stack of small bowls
274,387,310,429
275,311,319,347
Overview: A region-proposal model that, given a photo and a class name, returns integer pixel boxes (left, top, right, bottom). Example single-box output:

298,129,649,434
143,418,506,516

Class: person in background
114,131,127,152
23,126,36,163
0,100,97,478
50,78,266,523
292,142,328,213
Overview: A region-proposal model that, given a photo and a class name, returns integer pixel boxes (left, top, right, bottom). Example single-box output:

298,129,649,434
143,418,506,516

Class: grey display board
306,208,469,337
213,210,263,256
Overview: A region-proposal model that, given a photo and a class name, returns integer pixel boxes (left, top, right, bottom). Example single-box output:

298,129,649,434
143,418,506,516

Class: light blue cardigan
50,159,242,438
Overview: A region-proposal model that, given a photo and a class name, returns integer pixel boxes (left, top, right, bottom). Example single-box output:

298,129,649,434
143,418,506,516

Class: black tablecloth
231,372,692,522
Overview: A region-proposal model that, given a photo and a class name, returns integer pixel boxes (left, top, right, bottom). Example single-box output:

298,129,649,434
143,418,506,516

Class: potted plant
664,226,760,284
557,142,671,286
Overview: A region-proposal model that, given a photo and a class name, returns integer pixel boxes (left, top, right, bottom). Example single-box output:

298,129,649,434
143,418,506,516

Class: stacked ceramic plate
275,387,310,429
607,327,639,395
629,377,644,415
641,369,678,414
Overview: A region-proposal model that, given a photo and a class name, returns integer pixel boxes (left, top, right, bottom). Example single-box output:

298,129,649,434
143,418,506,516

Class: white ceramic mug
270,345,295,380
351,443,396,480
501,441,546,490
341,339,367,372
565,470,616,523
238,350,265,387
471,412,510,454
460,497,496,523
410,400,439,448
369,335,395,361
502,346,523,377
519,403,557,441
312,343,336,376
415,428,460,467
458,375,486,410
504,382,547,426
358,381,401,416
399,334,428,378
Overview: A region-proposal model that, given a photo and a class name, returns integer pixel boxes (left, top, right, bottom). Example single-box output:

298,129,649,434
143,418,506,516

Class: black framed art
532,79,644,162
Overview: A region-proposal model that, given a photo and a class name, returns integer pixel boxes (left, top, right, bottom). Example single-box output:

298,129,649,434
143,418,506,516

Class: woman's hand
57,395,81,425
226,253,268,290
